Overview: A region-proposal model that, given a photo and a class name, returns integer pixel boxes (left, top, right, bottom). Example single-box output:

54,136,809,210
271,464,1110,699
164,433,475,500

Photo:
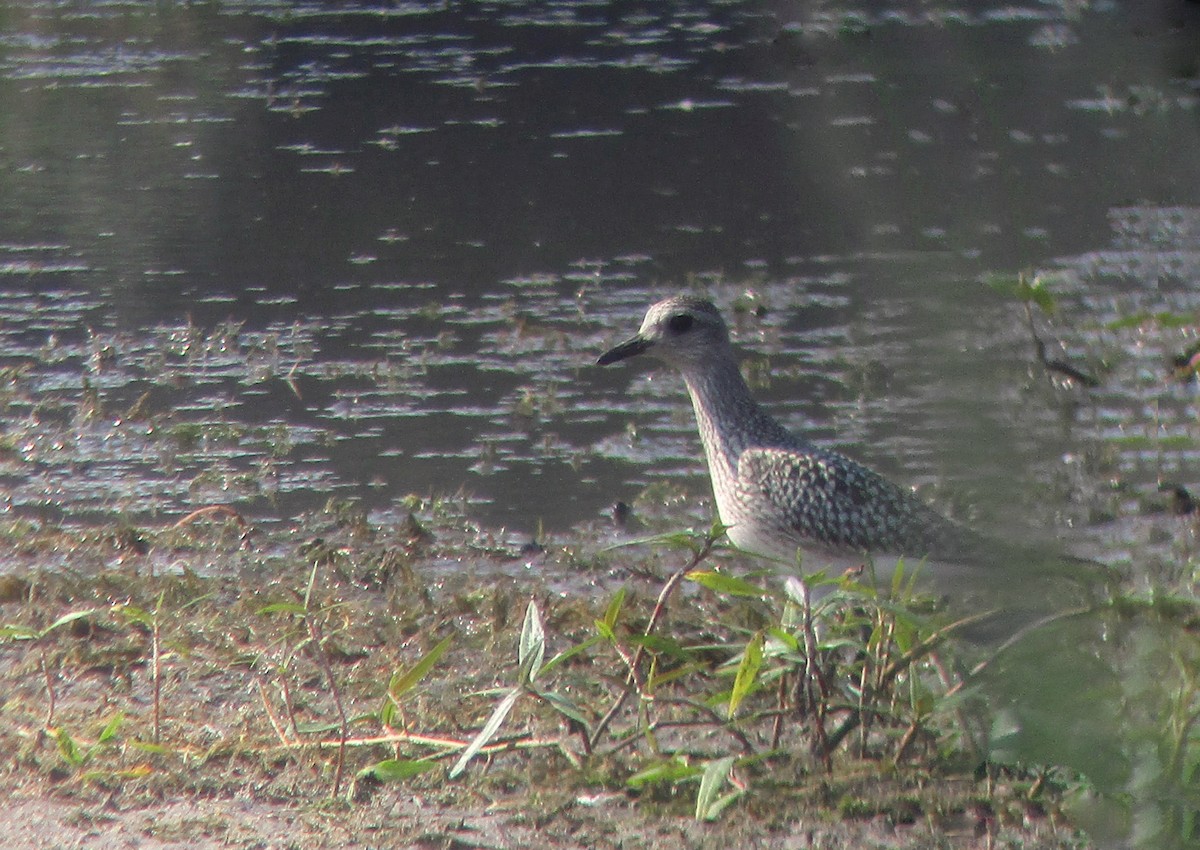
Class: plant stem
588,534,718,750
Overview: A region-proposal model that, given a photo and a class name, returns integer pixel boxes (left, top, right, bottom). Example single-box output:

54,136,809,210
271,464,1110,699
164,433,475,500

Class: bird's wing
735,446,977,560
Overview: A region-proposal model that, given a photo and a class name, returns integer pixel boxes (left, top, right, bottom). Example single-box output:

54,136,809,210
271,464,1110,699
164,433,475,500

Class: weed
0,501,1192,848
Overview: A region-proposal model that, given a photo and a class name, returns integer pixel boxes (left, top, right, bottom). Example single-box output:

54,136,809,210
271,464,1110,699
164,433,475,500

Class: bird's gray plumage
597,295,986,572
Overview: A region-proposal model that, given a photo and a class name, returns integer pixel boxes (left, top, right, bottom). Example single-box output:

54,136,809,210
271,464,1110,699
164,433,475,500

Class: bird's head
597,295,732,372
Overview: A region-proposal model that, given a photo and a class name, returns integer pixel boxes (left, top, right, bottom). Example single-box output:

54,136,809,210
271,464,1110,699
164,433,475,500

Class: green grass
0,493,1196,848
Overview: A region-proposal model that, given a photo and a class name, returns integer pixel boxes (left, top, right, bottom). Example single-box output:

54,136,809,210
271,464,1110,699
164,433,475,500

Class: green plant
0,608,99,727
256,558,355,796
449,600,587,778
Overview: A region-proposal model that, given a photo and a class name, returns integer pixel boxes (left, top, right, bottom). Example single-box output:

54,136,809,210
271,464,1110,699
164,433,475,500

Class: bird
597,295,1096,606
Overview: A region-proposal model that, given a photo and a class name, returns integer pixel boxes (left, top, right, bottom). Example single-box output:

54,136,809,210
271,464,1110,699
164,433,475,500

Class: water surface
0,0,1198,565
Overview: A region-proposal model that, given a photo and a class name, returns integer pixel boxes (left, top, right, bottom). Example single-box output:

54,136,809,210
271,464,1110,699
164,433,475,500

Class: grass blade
356,758,437,783
534,688,589,728
602,587,626,629
518,601,545,684
54,728,85,768
96,713,123,744
539,633,602,677
686,570,765,598
695,756,736,821
256,602,308,616
448,687,521,779
728,631,764,718
626,755,698,789
41,609,99,637
389,635,452,701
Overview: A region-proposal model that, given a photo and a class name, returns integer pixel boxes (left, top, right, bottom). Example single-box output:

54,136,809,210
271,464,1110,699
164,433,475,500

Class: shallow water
0,0,1197,564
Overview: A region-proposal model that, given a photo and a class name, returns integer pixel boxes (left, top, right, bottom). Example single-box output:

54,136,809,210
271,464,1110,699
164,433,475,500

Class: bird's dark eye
667,314,694,334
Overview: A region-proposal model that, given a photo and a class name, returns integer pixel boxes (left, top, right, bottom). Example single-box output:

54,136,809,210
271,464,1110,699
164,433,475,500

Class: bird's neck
680,358,798,483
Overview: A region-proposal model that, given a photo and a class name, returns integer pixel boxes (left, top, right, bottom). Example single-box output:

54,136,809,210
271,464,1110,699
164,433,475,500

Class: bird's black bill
597,335,651,365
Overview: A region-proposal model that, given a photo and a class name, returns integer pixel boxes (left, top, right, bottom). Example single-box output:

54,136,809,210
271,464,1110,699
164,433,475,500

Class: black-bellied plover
598,295,996,581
